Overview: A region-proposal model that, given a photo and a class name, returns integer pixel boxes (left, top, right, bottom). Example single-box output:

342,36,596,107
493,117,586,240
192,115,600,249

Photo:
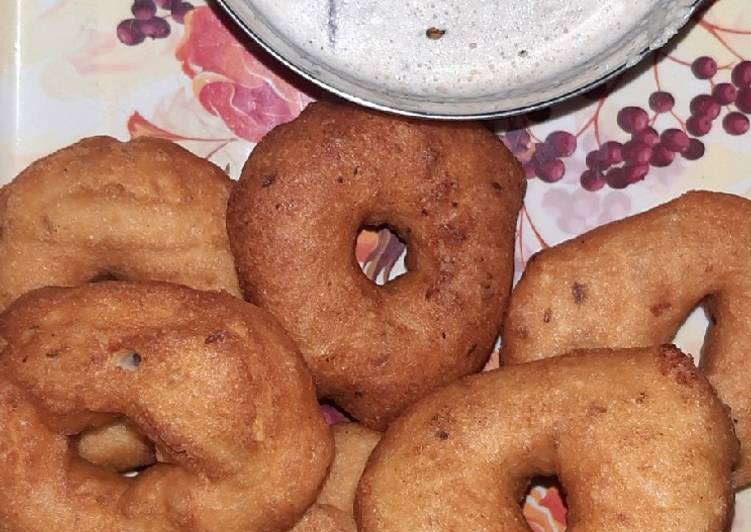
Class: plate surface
216,0,704,118
1,1,751,530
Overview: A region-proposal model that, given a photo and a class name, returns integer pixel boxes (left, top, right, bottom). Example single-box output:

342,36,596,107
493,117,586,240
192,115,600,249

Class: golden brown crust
227,101,526,429
502,190,751,487
356,346,737,532
0,282,333,532
291,423,380,532
0,136,240,309
318,423,381,512
289,504,355,532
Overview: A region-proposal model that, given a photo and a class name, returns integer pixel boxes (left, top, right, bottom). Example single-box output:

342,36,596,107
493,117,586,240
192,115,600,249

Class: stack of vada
0,100,744,532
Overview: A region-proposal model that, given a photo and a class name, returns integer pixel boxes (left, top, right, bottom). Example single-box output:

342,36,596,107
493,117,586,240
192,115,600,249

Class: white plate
216,0,706,118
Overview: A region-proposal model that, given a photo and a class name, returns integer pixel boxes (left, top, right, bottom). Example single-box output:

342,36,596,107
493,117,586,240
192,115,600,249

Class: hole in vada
319,400,352,425
522,476,568,529
121,463,155,478
355,226,407,286
89,271,119,283
671,299,713,368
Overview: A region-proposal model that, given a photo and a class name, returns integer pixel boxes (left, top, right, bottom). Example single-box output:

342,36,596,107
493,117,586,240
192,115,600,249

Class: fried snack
291,504,354,532
76,419,155,472
0,136,240,309
0,282,333,532
77,420,381,532
356,346,737,532
227,101,526,429
502,190,751,487
292,423,381,532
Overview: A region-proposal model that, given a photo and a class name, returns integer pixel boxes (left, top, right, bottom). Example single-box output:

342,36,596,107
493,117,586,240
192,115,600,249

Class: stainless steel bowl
215,0,706,119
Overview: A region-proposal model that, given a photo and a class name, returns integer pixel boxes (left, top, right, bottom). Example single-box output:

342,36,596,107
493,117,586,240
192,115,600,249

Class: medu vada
502,190,751,487
79,419,381,532
0,281,333,532
227,100,526,429
355,346,737,532
292,423,381,532
0,135,240,309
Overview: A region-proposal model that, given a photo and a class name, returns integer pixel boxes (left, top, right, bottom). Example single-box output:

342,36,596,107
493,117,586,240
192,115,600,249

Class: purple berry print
522,160,537,179
171,1,194,24
723,112,750,135
633,127,659,147
692,56,718,79
580,170,605,191
117,0,194,45
660,129,690,153
690,94,721,119
732,61,751,89
604,167,628,189
682,139,705,161
649,91,675,113
621,140,653,165
686,115,712,137
132,0,157,20
585,150,603,170
532,142,557,164
545,131,577,158
713,83,738,105
599,141,623,166
140,16,171,38
736,88,751,114
617,107,650,134
501,54,751,193
117,19,145,46
651,144,675,167
505,129,531,153
623,163,649,185
536,159,566,183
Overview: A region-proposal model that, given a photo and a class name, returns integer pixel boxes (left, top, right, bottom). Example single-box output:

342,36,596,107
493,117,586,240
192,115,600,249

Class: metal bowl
215,0,706,119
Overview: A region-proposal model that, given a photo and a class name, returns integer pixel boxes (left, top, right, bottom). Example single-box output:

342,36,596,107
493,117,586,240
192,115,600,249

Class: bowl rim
214,0,708,120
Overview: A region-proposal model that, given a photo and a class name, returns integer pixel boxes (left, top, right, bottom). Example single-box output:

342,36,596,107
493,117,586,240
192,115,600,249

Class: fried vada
292,423,380,532
0,136,240,309
227,100,526,429
502,190,751,487
356,346,737,531
0,281,333,532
